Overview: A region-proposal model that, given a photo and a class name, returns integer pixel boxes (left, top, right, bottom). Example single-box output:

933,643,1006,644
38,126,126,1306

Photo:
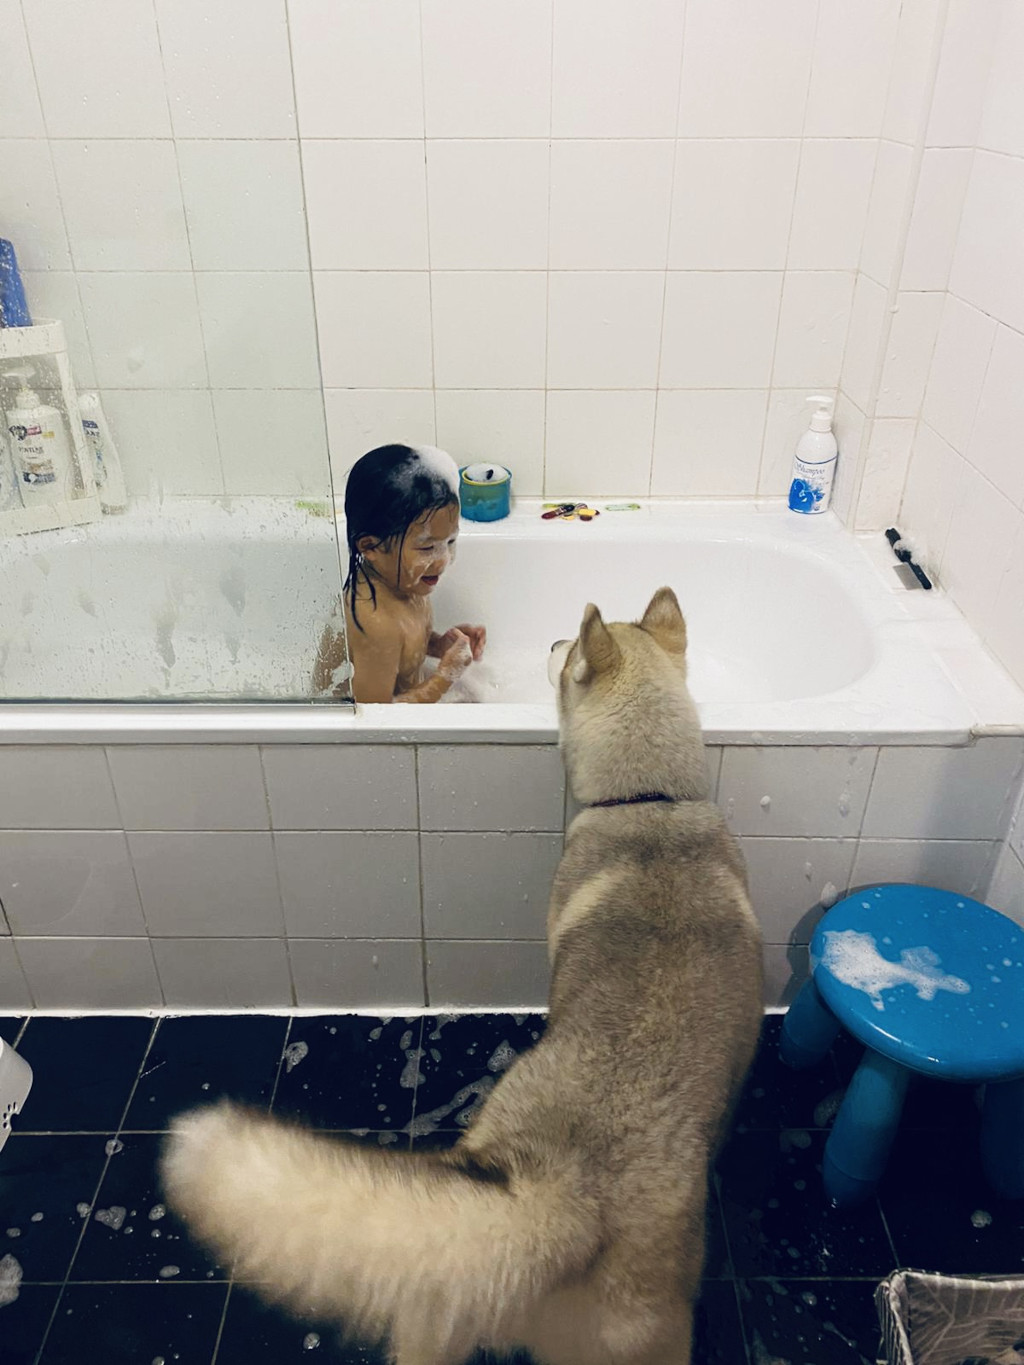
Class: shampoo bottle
78,391,128,513
0,433,22,512
788,395,837,515
2,366,75,506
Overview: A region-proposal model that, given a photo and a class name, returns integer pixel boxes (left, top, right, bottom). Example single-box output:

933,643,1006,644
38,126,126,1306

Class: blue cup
0,239,32,327
459,464,512,522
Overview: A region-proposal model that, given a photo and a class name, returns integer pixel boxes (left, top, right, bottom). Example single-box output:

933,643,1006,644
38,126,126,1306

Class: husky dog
161,587,763,1365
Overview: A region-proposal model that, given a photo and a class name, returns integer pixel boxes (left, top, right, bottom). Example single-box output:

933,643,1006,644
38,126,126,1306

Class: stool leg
780,978,841,1070
980,1078,1024,1200
823,1051,909,1209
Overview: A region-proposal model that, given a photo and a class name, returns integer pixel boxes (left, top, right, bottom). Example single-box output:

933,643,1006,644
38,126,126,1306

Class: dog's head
548,586,688,702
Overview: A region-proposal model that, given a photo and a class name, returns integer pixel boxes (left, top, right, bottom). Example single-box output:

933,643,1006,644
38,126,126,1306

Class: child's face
364,502,460,598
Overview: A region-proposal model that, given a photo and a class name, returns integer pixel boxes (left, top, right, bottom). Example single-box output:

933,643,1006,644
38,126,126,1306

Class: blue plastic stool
780,885,1024,1208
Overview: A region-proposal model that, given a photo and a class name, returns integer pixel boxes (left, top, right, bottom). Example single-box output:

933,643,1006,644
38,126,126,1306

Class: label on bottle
83,419,108,485
9,424,58,485
788,454,836,515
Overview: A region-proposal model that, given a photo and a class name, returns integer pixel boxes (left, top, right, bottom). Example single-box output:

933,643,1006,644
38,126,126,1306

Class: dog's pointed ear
639,587,687,657
573,603,619,682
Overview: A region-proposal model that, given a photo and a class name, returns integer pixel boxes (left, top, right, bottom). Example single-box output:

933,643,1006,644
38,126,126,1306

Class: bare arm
395,630,472,704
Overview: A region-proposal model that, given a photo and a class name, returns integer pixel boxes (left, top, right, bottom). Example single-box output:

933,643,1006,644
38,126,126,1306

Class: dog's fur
160,587,763,1365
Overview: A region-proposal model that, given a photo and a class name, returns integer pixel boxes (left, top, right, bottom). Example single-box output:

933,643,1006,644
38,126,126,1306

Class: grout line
413,748,429,1008
267,1014,293,1112
540,0,555,498
405,1015,427,1149
209,1278,235,1365
416,0,438,442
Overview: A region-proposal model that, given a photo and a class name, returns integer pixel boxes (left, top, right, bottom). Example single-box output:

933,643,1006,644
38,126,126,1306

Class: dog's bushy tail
162,1103,597,1359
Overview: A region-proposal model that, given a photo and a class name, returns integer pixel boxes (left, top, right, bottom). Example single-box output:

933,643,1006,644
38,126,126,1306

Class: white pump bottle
788,395,837,515
2,365,75,507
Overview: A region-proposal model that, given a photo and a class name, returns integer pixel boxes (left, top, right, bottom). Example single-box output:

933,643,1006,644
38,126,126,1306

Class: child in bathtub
313,444,486,703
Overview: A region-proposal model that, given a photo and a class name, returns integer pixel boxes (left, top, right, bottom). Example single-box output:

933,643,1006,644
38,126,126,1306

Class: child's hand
453,623,487,661
438,629,473,680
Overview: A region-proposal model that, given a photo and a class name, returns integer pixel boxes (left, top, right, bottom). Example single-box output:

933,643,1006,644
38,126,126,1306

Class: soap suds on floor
0,1253,22,1307
283,1041,309,1073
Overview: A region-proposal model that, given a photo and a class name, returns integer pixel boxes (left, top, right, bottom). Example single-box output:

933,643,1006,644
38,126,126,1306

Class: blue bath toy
460,464,512,522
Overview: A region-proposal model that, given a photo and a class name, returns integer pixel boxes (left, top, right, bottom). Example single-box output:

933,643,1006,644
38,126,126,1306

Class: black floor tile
0,1282,61,1365
15,1017,154,1133
0,1134,109,1282
39,1281,228,1365
272,1016,422,1131
411,1014,545,1135
734,1016,847,1133
70,1133,224,1283
880,1127,1024,1274
0,1015,25,1045
122,1014,289,1132
693,1281,749,1365
215,1284,380,1363
738,1279,881,1365
900,1075,984,1131
716,1130,895,1278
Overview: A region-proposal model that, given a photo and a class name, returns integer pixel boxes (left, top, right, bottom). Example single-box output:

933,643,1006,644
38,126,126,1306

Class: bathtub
0,498,1022,1015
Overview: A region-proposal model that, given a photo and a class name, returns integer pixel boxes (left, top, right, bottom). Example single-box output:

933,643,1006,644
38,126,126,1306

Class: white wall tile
428,141,549,271
545,391,655,498
289,0,423,138
851,839,997,899
840,274,886,412
966,325,1024,509
314,273,432,388
262,745,417,830
433,273,547,389
882,0,942,144
178,141,309,271
18,272,96,387
951,152,1024,335
128,831,285,936
52,141,190,273
275,831,421,936
941,470,1020,648
100,391,223,497
660,272,783,389
737,837,857,943
216,390,330,497
979,0,1024,157
1010,779,1024,864
759,388,837,497
16,938,161,1009
987,845,1024,928
0,832,145,936
860,141,914,289
899,422,964,572
155,0,296,138
831,391,868,526
669,140,800,271
0,141,71,271
79,274,208,389
678,0,816,138
718,746,876,838
154,937,293,1009
862,740,1024,841
422,0,551,138
550,141,674,270
876,291,944,419
324,390,436,478
772,272,854,390
418,746,564,831
422,832,562,937
0,940,32,1010
763,943,808,1008
289,938,424,1008
992,526,1024,692
788,140,876,272
196,273,320,389
547,273,663,390
25,0,170,138
0,0,45,137
0,747,119,829
855,418,916,531
552,0,684,138
303,141,428,270
651,390,766,497
926,0,1001,149
900,149,974,292
921,295,996,452
107,745,268,831
434,392,545,496
804,0,900,138
426,940,549,1008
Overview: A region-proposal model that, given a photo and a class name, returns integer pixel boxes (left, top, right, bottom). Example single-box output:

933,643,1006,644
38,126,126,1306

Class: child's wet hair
344,444,460,631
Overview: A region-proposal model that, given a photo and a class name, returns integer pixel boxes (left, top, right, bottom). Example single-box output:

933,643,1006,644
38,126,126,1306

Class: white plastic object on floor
0,1038,32,1153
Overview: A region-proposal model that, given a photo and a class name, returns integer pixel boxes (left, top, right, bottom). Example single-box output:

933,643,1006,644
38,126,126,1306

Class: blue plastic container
459,463,512,522
0,239,32,327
